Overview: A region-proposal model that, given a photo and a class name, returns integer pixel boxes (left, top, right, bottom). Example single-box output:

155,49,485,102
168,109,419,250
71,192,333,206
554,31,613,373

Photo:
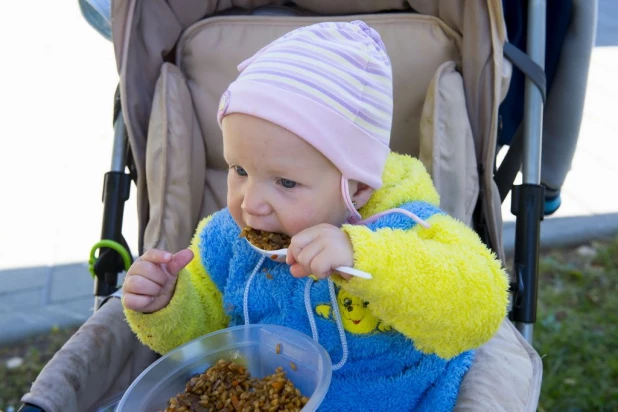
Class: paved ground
0,0,617,345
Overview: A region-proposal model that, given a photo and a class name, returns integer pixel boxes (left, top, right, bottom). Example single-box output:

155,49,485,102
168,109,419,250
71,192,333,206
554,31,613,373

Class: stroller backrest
113,0,509,257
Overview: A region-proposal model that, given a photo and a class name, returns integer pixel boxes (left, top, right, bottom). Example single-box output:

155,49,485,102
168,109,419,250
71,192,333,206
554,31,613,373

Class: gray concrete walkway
1,0,617,346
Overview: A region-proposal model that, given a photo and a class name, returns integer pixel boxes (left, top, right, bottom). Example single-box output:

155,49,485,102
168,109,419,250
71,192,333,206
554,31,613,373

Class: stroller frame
92,0,546,345
505,0,547,343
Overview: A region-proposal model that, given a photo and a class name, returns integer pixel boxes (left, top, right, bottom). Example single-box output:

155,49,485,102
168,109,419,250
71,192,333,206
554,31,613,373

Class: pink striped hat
218,21,393,221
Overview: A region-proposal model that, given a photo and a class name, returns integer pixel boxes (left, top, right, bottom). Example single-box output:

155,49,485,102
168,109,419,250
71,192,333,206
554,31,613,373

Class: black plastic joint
510,184,545,220
102,172,131,203
509,183,545,324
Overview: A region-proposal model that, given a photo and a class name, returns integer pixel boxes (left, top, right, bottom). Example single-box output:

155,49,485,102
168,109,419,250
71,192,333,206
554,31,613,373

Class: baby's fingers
126,260,168,286
139,249,173,264
166,249,194,277
122,293,155,311
289,263,312,278
123,275,163,297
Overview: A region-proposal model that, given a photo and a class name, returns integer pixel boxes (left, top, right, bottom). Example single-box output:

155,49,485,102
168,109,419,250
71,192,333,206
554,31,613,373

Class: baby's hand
122,248,194,313
286,224,354,280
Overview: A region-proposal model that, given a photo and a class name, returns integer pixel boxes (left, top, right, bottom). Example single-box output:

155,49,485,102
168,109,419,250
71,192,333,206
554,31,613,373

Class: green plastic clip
88,240,132,278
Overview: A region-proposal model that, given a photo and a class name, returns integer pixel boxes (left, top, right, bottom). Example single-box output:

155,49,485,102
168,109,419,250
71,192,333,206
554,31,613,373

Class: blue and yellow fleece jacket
124,153,509,411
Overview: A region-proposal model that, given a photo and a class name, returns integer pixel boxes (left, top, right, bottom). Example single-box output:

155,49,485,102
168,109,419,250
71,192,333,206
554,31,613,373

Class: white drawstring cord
328,278,349,370
245,255,348,369
304,277,349,371
243,255,266,325
304,278,320,341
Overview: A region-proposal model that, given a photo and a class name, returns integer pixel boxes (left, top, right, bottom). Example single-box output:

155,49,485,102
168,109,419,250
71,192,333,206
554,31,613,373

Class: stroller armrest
21,298,157,412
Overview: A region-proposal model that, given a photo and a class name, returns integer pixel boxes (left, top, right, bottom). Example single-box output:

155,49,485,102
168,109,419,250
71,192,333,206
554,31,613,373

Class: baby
122,21,508,411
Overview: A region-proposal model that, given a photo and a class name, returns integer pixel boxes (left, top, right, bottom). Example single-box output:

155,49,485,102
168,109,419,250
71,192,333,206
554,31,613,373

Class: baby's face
222,113,351,236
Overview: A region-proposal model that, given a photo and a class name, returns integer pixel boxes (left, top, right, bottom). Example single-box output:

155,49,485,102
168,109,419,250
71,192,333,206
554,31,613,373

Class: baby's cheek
227,195,244,229
284,203,346,235
230,212,244,231
321,202,352,228
281,207,321,235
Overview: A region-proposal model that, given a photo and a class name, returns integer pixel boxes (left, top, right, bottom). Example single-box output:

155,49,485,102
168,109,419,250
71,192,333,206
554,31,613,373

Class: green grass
0,326,78,410
534,236,618,411
1,237,617,411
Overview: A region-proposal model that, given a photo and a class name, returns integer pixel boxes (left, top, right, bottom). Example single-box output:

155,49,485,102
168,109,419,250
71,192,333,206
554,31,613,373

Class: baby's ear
350,182,374,209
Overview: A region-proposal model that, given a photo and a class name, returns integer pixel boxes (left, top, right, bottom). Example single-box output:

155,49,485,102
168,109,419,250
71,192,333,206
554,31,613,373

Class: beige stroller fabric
22,1,543,411
22,298,157,412
113,0,511,260
143,13,477,252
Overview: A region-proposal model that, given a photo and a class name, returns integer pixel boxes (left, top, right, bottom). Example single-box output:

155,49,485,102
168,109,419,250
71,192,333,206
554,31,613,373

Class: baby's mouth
240,226,291,251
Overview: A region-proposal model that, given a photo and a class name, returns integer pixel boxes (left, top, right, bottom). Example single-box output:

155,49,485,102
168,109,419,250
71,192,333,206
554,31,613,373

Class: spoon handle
334,266,372,279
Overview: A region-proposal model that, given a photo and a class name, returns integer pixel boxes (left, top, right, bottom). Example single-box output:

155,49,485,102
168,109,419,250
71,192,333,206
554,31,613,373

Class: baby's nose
241,184,271,216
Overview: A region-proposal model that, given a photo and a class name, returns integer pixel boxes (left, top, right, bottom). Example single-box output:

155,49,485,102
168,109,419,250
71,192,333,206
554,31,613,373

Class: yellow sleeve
123,216,229,355
340,214,509,359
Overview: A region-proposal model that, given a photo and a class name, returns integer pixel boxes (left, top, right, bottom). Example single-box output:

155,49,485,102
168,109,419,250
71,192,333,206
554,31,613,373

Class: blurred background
0,0,136,332
0,1,136,270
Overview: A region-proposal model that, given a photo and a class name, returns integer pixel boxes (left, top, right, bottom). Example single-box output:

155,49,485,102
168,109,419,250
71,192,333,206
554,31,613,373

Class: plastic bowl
116,324,332,411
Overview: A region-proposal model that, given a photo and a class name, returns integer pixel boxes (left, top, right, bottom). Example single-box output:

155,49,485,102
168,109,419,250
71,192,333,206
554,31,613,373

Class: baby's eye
232,165,247,176
277,178,297,189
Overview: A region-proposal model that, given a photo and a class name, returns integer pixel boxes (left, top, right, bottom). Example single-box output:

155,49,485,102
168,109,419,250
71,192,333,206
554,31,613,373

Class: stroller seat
22,1,544,411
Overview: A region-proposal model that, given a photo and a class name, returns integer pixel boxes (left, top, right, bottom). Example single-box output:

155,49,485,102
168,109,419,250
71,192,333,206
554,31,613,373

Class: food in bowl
240,227,291,251
162,359,309,411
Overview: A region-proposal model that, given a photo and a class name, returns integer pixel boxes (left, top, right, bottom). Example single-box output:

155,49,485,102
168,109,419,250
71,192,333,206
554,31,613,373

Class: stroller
20,0,596,410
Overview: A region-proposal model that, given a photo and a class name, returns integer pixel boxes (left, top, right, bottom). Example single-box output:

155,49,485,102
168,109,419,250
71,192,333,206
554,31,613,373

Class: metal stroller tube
110,108,128,173
90,88,134,310
522,1,546,184
510,0,547,344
